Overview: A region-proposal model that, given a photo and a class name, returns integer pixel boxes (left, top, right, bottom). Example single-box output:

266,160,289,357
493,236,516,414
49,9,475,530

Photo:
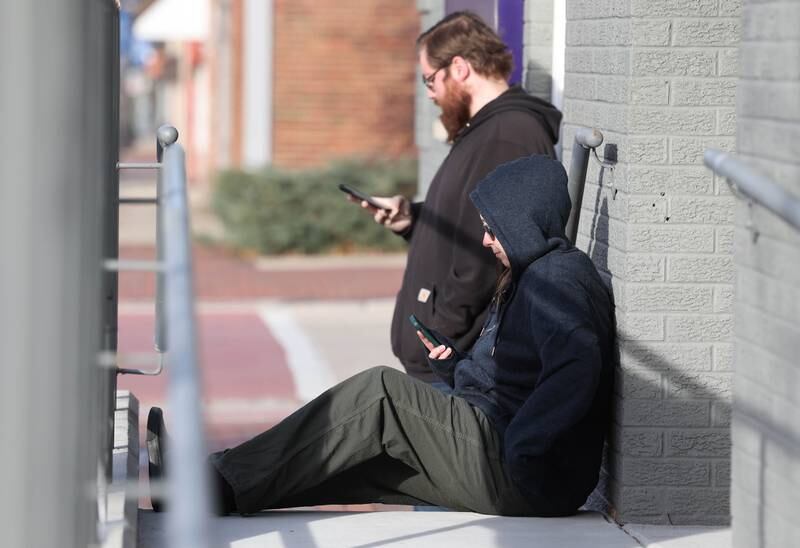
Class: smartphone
408,314,442,347
338,183,391,212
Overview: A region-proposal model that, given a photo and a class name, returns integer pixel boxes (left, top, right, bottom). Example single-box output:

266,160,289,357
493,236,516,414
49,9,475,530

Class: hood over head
457,85,562,144
469,155,571,279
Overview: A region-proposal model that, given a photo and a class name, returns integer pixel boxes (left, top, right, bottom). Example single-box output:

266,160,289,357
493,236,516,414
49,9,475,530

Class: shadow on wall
524,59,554,102
578,157,734,524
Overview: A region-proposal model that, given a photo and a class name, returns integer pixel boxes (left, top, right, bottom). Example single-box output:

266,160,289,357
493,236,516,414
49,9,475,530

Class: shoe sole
147,407,166,512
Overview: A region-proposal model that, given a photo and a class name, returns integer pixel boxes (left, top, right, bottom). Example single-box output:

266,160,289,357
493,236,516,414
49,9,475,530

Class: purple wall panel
497,0,524,84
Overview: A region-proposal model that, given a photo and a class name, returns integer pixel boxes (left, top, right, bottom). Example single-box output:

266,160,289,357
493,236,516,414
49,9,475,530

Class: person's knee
359,365,398,379
347,366,422,410
349,365,399,395
374,365,407,386
374,366,424,405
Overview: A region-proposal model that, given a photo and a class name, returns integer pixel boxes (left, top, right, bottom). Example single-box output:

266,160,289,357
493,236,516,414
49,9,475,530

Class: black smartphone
338,183,390,212
409,314,442,347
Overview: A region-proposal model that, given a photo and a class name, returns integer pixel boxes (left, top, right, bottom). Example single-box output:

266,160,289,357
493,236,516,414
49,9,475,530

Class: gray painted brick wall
563,0,740,525
732,1,800,547
524,0,554,100
415,0,448,197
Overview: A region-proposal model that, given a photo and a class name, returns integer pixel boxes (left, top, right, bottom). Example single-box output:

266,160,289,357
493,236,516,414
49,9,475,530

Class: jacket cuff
424,329,467,387
426,354,459,387
397,201,422,241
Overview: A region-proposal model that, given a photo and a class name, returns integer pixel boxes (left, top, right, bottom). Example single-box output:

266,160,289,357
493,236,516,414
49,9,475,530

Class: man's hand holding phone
339,184,412,234
370,195,413,235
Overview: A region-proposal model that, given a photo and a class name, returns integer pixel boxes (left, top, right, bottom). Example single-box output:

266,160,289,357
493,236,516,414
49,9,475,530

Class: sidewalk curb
253,253,407,271
622,523,732,548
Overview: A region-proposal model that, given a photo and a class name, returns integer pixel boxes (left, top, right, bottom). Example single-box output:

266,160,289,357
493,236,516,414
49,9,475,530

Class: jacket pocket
415,283,436,318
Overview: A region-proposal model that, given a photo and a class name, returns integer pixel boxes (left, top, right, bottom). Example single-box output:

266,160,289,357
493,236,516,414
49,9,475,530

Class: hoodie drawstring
491,282,518,356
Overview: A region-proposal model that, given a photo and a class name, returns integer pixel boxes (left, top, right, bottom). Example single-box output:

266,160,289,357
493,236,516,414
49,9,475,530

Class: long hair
493,266,513,306
417,11,513,81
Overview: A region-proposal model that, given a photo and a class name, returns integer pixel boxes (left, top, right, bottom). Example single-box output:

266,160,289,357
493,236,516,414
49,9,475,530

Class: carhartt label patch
417,288,431,303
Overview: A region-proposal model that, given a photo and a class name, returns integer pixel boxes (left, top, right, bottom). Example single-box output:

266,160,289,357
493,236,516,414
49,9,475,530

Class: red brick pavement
118,311,298,450
118,244,404,301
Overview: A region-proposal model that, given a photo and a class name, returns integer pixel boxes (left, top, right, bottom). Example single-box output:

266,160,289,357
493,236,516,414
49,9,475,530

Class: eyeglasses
421,61,451,91
481,219,495,241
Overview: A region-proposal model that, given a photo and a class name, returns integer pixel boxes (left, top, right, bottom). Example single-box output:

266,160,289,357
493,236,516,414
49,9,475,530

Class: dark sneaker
147,406,168,512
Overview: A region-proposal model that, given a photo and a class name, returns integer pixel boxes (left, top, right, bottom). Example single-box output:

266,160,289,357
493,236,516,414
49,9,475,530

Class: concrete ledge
139,509,639,547
102,390,140,548
623,524,731,548
253,253,406,271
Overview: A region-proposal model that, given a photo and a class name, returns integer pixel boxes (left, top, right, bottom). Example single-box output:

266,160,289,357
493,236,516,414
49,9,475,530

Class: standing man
362,11,562,384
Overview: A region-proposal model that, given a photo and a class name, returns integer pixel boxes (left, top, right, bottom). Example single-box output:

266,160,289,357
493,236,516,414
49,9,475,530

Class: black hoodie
428,155,615,516
391,86,562,382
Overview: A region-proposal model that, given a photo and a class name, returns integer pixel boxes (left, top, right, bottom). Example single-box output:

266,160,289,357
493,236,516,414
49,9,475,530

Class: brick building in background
209,0,419,171
272,1,418,167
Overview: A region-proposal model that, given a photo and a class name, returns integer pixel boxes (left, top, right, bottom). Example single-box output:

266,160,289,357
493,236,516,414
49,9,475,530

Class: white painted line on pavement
206,397,301,425
141,398,302,426
257,305,337,403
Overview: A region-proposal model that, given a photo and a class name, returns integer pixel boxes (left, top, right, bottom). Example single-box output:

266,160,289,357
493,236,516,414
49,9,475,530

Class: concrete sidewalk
138,509,639,548
137,508,731,548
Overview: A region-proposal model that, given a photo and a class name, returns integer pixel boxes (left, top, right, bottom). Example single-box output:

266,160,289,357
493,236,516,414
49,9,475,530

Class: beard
437,78,472,143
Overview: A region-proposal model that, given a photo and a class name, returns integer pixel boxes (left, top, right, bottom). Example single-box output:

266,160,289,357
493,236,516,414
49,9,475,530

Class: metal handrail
704,149,800,233
159,142,213,547
566,127,610,244
110,125,179,375
155,125,179,354
107,126,213,541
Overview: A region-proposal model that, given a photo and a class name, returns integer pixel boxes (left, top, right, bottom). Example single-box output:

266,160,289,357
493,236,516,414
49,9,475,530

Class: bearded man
362,11,562,387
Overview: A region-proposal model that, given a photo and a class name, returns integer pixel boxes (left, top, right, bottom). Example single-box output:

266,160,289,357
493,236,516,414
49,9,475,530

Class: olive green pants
211,366,534,515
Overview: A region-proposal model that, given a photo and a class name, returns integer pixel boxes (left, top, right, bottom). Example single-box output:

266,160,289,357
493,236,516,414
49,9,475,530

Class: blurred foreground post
0,1,119,545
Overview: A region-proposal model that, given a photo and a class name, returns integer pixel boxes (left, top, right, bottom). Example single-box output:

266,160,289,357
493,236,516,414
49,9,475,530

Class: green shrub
212,157,417,254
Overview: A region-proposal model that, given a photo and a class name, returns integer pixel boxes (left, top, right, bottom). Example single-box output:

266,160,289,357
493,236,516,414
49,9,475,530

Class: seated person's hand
415,330,453,360
348,194,412,234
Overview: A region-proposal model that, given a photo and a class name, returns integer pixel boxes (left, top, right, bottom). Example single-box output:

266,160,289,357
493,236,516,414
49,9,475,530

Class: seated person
149,154,615,517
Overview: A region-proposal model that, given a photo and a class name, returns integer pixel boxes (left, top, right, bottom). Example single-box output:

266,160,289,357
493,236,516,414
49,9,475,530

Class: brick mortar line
613,425,728,431
606,454,729,462
737,114,800,126
566,45,736,50
734,340,800,374
736,368,800,408
735,239,800,263
738,76,800,84
735,150,800,167
739,37,800,45
732,274,800,305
